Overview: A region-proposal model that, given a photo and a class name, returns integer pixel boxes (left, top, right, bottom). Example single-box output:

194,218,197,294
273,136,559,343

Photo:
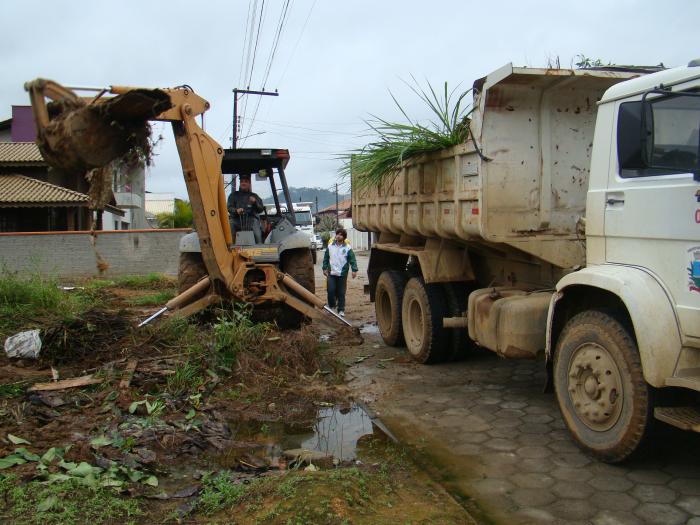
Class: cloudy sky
1,0,697,199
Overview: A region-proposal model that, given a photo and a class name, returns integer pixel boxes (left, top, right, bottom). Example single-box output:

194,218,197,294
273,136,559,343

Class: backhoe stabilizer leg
138,277,211,327
278,272,352,327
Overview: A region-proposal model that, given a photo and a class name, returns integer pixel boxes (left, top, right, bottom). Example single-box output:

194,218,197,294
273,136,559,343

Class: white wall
340,217,369,251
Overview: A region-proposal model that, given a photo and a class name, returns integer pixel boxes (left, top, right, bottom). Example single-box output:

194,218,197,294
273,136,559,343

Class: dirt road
315,252,700,525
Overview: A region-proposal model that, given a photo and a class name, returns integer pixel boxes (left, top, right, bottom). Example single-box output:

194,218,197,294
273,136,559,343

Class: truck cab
548,61,700,460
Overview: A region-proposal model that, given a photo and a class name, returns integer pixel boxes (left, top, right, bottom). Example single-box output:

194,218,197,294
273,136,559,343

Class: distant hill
262,187,350,212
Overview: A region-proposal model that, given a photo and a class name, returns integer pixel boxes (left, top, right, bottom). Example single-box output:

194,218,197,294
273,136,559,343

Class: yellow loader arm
25,79,349,328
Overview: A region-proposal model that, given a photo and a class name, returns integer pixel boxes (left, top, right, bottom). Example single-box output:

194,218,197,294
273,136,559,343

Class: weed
0,382,26,399
0,273,97,338
167,360,205,395
0,474,142,525
214,305,271,368
198,471,252,515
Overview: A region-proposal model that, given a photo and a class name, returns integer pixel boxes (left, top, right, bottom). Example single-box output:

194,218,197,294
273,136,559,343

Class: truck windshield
650,94,700,172
295,211,312,225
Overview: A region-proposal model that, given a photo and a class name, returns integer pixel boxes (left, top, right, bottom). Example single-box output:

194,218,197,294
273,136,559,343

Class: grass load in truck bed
341,80,473,192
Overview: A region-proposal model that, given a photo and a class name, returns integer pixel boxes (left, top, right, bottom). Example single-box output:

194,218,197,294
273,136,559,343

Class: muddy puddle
215,404,376,469
359,323,379,334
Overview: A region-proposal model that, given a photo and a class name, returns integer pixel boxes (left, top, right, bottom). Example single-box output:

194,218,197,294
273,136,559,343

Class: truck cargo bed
352,64,639,269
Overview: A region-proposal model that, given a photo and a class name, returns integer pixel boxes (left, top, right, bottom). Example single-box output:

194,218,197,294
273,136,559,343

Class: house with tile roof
0,106,145,232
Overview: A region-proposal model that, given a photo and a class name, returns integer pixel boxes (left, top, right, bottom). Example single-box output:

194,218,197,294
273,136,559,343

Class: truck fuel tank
467,288,553,359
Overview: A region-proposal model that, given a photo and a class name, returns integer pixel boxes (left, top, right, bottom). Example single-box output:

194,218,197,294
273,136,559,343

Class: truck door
605,91,700,341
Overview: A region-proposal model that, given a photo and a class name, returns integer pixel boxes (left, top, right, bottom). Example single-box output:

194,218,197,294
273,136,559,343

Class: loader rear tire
277,249,316,329
401,277,449,364
375,270,407,347
178,252,207,294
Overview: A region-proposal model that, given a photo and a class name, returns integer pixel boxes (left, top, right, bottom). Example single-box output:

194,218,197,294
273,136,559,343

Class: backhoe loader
24,78,348,327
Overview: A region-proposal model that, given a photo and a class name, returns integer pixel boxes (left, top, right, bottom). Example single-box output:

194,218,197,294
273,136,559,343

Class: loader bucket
37,89,171,175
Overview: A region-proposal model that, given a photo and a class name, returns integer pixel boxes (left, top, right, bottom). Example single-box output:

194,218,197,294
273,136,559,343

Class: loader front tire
178,252,207,294
278,249,316,329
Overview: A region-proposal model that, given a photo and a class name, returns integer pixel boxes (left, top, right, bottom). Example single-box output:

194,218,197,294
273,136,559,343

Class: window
618,93,700,178
648,94,700,171
294,211,312,225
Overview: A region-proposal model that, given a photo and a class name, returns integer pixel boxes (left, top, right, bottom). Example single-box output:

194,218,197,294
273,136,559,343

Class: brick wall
0,229,191,278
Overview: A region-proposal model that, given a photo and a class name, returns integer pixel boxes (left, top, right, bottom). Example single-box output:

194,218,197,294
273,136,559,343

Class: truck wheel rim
405,297,424,354
567,342,623,431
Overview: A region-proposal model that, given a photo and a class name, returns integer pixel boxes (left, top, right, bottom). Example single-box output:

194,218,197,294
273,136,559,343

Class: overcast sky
1,0,697,199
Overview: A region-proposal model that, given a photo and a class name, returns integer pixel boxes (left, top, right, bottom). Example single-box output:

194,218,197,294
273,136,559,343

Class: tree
156,199,193,228
316,213,338,234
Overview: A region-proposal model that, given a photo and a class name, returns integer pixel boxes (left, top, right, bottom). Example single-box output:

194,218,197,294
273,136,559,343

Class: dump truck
24,79,348,328
353,61,700,462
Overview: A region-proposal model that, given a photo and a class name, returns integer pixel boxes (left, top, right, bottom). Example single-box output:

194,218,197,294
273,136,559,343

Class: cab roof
221,148,290,175
600,63,700,104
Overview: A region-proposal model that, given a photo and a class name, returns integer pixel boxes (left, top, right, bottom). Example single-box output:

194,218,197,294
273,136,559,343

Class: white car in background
311,234,323,250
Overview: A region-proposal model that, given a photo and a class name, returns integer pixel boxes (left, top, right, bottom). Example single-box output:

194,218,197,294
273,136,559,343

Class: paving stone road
315,254,700,525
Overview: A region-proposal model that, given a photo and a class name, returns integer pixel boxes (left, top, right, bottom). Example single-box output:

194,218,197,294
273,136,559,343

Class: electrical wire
276,0,317,88
237,0,254,86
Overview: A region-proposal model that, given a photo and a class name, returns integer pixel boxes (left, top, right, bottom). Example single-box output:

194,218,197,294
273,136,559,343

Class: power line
244,0,292,145
276,0,317,88
237,0,254,86
241,0,267,138
261,0,292,90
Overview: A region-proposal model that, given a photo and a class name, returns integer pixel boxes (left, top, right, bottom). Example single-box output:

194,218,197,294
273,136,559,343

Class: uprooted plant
340,78,474,192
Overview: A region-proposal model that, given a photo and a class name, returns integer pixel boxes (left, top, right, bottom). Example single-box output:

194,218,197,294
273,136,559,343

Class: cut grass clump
341,79,474,192
0,273,97,338
0,474,142,525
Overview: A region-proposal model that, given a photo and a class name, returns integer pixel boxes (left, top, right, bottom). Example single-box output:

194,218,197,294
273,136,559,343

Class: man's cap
239,173,251,180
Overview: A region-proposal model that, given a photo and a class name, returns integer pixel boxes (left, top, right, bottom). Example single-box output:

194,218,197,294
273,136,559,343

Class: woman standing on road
322,228,358,317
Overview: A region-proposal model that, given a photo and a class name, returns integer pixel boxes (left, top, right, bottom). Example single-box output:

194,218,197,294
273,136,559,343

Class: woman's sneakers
338,311,345,317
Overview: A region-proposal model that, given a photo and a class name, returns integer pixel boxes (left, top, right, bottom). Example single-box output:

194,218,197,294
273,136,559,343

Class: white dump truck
353,61,700,462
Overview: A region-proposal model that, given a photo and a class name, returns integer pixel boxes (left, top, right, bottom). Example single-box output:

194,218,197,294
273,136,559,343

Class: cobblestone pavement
316,255,700,525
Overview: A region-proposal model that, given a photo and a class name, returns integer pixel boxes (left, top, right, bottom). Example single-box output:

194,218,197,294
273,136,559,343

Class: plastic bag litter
4,329,42,359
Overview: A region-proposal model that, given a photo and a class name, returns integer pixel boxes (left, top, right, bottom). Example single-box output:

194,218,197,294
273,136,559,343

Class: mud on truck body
353,61,700,462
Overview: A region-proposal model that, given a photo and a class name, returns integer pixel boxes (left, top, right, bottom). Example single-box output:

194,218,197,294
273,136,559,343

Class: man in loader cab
228,174,264,244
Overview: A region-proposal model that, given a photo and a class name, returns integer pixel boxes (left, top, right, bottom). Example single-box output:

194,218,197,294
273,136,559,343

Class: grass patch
0,273,97,339
0,382,27,399
128,290,176,306
113,273,175,290
0,474,142,525
197,471,252,515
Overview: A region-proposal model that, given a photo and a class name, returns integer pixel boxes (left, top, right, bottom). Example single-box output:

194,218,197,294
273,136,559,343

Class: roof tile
0,174,87,205
0,142,45,165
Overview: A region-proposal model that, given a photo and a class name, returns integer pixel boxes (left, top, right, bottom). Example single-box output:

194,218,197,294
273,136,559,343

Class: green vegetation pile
341,79,474,192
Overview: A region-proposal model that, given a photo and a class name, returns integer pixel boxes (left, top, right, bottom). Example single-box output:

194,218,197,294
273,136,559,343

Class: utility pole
335,183,339,228
315,196,318,215
232,88,279,149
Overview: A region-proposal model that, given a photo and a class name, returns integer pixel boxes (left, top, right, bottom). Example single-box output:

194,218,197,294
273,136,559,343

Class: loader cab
221,147,297,244
178,147,314,265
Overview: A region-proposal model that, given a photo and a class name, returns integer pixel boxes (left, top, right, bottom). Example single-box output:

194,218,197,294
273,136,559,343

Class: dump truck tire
553,310,652,463
375,270,407,347
401,277,449,364
178,253,207,294
278,249,316,329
